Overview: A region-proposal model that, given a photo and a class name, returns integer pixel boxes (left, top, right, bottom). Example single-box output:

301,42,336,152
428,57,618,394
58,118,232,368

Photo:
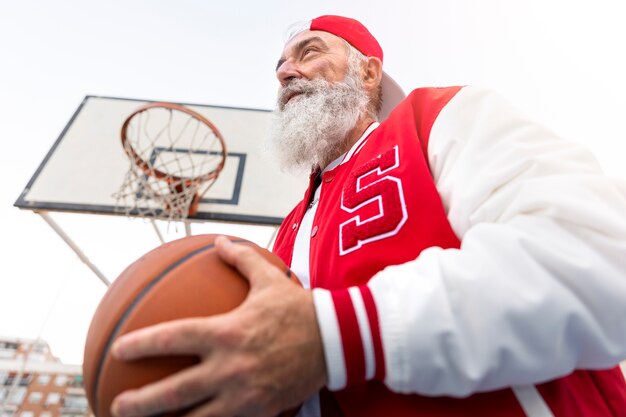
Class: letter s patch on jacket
339,145,408,255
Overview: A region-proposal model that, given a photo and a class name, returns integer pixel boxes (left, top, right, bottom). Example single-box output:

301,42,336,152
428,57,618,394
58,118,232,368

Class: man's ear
362,56,383,93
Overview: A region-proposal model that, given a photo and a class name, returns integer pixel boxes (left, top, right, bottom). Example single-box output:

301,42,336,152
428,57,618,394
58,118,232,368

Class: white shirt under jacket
290,86,626,415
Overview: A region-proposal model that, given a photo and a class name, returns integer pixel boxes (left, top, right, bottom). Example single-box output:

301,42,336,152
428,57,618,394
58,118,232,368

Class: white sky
1,0,625,365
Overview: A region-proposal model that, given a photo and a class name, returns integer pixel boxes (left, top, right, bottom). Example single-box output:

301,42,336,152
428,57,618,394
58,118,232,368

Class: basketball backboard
15,96,307,225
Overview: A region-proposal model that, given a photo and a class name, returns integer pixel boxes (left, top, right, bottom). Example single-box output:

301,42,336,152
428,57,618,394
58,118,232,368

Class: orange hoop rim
120,102,227,186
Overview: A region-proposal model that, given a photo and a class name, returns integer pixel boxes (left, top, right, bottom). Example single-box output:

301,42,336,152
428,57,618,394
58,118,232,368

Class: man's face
267,29,370,171
276,30,351,101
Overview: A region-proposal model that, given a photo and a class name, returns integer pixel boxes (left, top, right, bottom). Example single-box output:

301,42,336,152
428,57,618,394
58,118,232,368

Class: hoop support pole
150,219,165,244
36,210,111,287
266,226,279,250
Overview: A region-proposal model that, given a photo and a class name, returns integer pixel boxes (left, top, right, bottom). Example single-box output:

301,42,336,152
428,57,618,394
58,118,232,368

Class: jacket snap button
311,225,318,237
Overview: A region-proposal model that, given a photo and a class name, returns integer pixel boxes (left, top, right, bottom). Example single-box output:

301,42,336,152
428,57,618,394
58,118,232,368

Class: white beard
267,72,370,172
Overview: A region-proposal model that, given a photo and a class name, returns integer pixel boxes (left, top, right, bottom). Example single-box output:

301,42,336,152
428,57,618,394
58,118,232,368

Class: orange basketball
82,234,299,417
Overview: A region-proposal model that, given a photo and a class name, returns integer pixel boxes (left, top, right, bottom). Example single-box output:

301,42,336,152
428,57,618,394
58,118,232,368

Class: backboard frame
15,95,307,226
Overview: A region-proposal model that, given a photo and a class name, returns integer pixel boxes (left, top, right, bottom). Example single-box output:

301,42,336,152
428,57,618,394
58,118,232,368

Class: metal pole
36,211,111,287
266,226,279,250
150,219,165,244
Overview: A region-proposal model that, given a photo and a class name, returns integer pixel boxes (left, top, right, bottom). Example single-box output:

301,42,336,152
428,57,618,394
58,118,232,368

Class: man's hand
110,235,327,417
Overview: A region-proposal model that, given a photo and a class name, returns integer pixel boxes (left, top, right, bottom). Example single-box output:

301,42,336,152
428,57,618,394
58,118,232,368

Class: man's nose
276,59,301,87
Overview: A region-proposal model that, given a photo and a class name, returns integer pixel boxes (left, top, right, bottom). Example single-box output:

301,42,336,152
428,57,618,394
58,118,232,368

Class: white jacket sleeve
313,86,626,396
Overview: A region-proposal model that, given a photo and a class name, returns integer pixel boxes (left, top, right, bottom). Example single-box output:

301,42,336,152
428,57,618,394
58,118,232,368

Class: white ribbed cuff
312,288,347,390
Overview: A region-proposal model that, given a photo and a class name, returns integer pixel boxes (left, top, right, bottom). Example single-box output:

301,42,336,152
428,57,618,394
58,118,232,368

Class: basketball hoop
114,102,226,221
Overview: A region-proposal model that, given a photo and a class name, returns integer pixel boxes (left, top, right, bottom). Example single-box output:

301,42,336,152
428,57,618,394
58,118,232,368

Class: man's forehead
281,30,344,56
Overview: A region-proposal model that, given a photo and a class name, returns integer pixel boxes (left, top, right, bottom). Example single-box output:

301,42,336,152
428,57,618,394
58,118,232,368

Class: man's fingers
111,363,218,417
215,235,276,285
112,317,215,360
180,396,233,417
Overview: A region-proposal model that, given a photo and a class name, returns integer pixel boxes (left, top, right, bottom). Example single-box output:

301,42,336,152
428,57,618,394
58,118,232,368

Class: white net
114,103,226,221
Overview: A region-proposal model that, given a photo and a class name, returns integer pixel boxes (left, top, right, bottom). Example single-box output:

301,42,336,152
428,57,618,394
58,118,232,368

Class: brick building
0,337,91,417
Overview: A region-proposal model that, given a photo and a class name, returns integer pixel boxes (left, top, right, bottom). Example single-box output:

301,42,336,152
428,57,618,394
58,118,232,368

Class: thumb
214,235,278,289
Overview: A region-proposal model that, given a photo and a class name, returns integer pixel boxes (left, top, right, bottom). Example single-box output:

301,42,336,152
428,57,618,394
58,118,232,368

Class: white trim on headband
284,20,311,43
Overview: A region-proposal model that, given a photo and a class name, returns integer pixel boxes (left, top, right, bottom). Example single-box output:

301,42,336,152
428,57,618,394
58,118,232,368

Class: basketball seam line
91,239,248,414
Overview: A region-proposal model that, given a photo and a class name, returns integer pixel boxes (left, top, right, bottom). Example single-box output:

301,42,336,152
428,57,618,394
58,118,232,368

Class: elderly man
111,15,626,417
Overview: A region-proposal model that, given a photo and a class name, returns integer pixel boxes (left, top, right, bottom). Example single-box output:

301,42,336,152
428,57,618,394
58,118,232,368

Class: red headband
310,15,384,62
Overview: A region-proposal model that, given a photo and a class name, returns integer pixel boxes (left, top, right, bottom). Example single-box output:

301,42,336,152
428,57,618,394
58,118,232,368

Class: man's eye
302,48,315,57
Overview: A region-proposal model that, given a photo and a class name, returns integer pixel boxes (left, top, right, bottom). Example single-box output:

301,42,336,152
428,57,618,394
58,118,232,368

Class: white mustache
278,79,325,110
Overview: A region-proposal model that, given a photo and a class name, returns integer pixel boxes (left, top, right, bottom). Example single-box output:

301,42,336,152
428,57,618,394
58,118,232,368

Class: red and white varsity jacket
273,86,626,416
